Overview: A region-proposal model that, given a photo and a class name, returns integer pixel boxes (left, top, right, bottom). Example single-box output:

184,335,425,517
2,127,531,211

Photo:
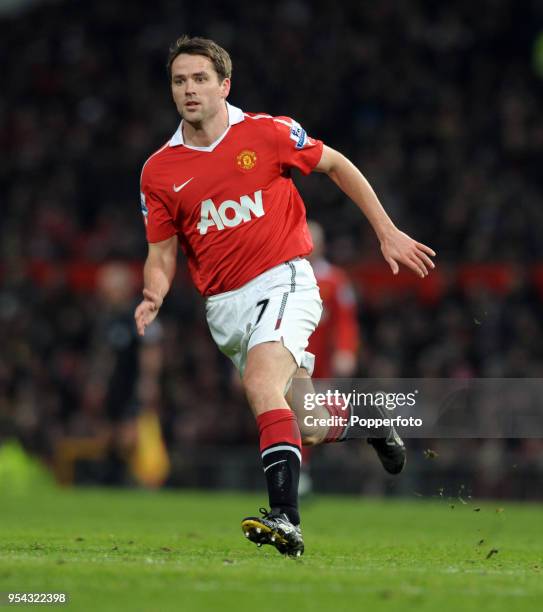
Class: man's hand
135,236,178,336
134,289,163,336
380,227,436,278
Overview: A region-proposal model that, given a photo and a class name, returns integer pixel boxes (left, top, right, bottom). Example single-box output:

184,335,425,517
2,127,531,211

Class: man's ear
221,77,231,99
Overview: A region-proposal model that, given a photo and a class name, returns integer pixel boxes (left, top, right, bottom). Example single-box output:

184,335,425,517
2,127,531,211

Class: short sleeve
273,116,324,175
140,166,177,243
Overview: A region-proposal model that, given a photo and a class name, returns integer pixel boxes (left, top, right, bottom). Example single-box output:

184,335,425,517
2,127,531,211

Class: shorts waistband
205,257,304,303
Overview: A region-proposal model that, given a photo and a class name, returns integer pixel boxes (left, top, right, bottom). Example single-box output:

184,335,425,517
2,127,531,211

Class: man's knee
301,432,322,446
243,342,297,404
242,369,275,406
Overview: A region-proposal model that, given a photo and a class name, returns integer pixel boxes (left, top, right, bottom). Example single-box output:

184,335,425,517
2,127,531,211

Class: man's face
170,53,230,125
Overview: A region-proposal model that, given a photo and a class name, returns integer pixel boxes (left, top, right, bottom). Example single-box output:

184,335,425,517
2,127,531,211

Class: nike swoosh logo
173,177,194,192
263,459,287,472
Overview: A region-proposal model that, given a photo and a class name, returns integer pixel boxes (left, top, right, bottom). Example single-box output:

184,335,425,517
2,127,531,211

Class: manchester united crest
236,149,257,171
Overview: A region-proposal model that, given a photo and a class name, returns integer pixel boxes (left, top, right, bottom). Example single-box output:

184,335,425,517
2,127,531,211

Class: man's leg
240,340,305,556
286,367,406,474
285,367,338,445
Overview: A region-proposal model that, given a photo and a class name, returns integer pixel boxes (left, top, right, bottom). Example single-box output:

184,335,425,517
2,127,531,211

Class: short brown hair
167,35,232,82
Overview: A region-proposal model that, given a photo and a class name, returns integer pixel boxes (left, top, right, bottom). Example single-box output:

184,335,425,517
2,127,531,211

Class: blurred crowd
2,0,543,264
1,1,542,490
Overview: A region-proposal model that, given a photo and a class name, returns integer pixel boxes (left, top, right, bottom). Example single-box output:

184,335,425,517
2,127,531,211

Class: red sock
323,401,352,442
257,408,301,451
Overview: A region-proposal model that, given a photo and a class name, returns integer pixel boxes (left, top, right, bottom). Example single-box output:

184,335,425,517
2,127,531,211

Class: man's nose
184,79,196,94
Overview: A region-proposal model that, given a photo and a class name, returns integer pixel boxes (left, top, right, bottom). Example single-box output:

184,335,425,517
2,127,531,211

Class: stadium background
1,0,542,500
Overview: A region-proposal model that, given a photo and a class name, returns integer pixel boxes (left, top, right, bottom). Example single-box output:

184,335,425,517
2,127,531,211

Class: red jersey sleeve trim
272,116,324,176
147,228,178,243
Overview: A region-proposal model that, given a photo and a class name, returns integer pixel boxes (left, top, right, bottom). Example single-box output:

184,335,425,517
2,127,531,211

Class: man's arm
314,145,435,277
134,236,178,336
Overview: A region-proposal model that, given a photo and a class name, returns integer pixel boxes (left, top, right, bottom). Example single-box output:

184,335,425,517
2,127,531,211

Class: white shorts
205,258,323,377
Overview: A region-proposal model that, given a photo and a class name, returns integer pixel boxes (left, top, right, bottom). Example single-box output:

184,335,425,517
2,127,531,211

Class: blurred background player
53,262,169,487
299,221,360,495
307,221,360,380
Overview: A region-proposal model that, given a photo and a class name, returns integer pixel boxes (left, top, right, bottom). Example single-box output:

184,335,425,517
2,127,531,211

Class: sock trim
261,444,302,462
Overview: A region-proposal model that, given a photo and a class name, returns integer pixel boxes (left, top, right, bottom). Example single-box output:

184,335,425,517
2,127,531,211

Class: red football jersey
140,103,323,296
307,258,360,378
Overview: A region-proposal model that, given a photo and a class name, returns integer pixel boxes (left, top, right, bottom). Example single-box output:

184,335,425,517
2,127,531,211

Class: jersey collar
169,102,244,151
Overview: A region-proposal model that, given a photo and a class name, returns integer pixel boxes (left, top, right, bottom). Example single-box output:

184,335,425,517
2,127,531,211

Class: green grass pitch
0,488,541,611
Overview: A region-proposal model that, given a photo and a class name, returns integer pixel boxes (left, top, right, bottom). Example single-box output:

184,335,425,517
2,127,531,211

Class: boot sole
241,518,303,557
